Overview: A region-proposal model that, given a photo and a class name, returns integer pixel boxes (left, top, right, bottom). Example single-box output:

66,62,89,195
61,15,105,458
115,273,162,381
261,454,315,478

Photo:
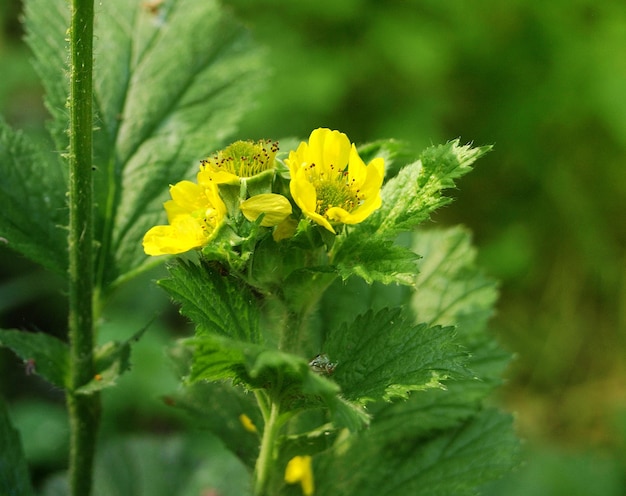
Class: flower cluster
143,128,385,256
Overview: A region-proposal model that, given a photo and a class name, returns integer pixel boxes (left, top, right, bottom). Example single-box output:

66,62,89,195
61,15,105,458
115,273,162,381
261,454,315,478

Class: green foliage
314,408,517,496
0,400,35,496
326,309,469,403
332,141,490,286
5,0,265,290
0,0,520,493
159,261,262,343
0,329,69,389
0,121,67,274
372,141,491,238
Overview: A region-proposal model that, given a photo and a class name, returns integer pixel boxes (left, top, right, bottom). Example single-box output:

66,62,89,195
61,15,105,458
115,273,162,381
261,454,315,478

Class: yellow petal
168,180,206,211
142,216,206,255
284,455,314,496
240,194,292,226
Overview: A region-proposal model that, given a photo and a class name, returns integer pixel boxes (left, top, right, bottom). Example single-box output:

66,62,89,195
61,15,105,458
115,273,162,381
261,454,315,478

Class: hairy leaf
187,334,367,430
333,237,420,285
92,0,266,288
24,0,266,289
325,309,469,404
159,260,262,344
0,329,69,389
0,121,67,274
314,408,518,496
372,140,491,237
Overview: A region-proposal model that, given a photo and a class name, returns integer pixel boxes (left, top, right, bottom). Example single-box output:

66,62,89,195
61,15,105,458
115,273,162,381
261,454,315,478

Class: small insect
24,358,36,376
308,353,337,376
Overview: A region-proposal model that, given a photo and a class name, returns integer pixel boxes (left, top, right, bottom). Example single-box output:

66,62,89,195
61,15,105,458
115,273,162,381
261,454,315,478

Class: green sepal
0,399,35,496
325,308,470,404
243,168,276,197
0,329,69,389
75,327,147,395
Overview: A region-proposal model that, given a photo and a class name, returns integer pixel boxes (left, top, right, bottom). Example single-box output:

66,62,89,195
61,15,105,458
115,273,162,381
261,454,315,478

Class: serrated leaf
159,260,262,343
333,237,420,285
370,140,491,237
314,408,518,496
24,0,266,289
0,121,68,274
75,326,147,395
410,227,510,385
23,0,69,150
0,329,69,389
325,309,469,404
412,226,497,336
185,334,367,430
188,334,337,396
0,400,35,496
91,0,266,288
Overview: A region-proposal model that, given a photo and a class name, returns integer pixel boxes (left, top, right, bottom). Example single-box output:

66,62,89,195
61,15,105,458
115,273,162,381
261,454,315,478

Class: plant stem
67,0,99,495
254,396,281,496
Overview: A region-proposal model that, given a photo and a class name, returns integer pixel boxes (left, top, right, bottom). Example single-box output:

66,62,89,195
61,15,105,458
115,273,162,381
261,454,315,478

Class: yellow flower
240,193,292,227
239,413,257,433
284,455,314,496
198,139,279,185
143,180,226,256
286,128,384,233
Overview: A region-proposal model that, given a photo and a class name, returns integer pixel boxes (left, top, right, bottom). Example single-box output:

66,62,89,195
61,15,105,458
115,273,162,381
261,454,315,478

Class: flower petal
240,193,292,226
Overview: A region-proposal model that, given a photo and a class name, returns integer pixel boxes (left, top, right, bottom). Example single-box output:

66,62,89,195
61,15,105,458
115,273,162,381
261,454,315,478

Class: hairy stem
254,396,282,496
67,0,99,495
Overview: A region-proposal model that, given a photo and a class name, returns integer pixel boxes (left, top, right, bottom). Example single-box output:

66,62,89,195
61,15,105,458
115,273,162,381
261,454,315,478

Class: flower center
201,139,278,178
308,165,360,216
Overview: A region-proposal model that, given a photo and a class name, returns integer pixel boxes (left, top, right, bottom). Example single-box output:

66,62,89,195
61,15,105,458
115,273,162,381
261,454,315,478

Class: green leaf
23,0,69,151
410,227,509,384
314,408,518,496
333,236,420,285
371,140,491,237
325,308,469,404
24,0,266,289
188,334,337,396
0,121,68,274
159,260,262,343
0,399,35,496
186,334,367,430
92,0,266,289
412,226,497,336
75,326,147,395
0,329,69,389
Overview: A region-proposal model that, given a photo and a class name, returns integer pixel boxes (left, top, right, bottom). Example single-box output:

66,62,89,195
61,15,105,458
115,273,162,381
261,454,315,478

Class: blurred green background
1,0,626,494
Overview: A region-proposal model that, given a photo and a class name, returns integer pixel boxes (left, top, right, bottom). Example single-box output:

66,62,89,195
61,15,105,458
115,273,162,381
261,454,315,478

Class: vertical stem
67,0,99,495
254,398,281,496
